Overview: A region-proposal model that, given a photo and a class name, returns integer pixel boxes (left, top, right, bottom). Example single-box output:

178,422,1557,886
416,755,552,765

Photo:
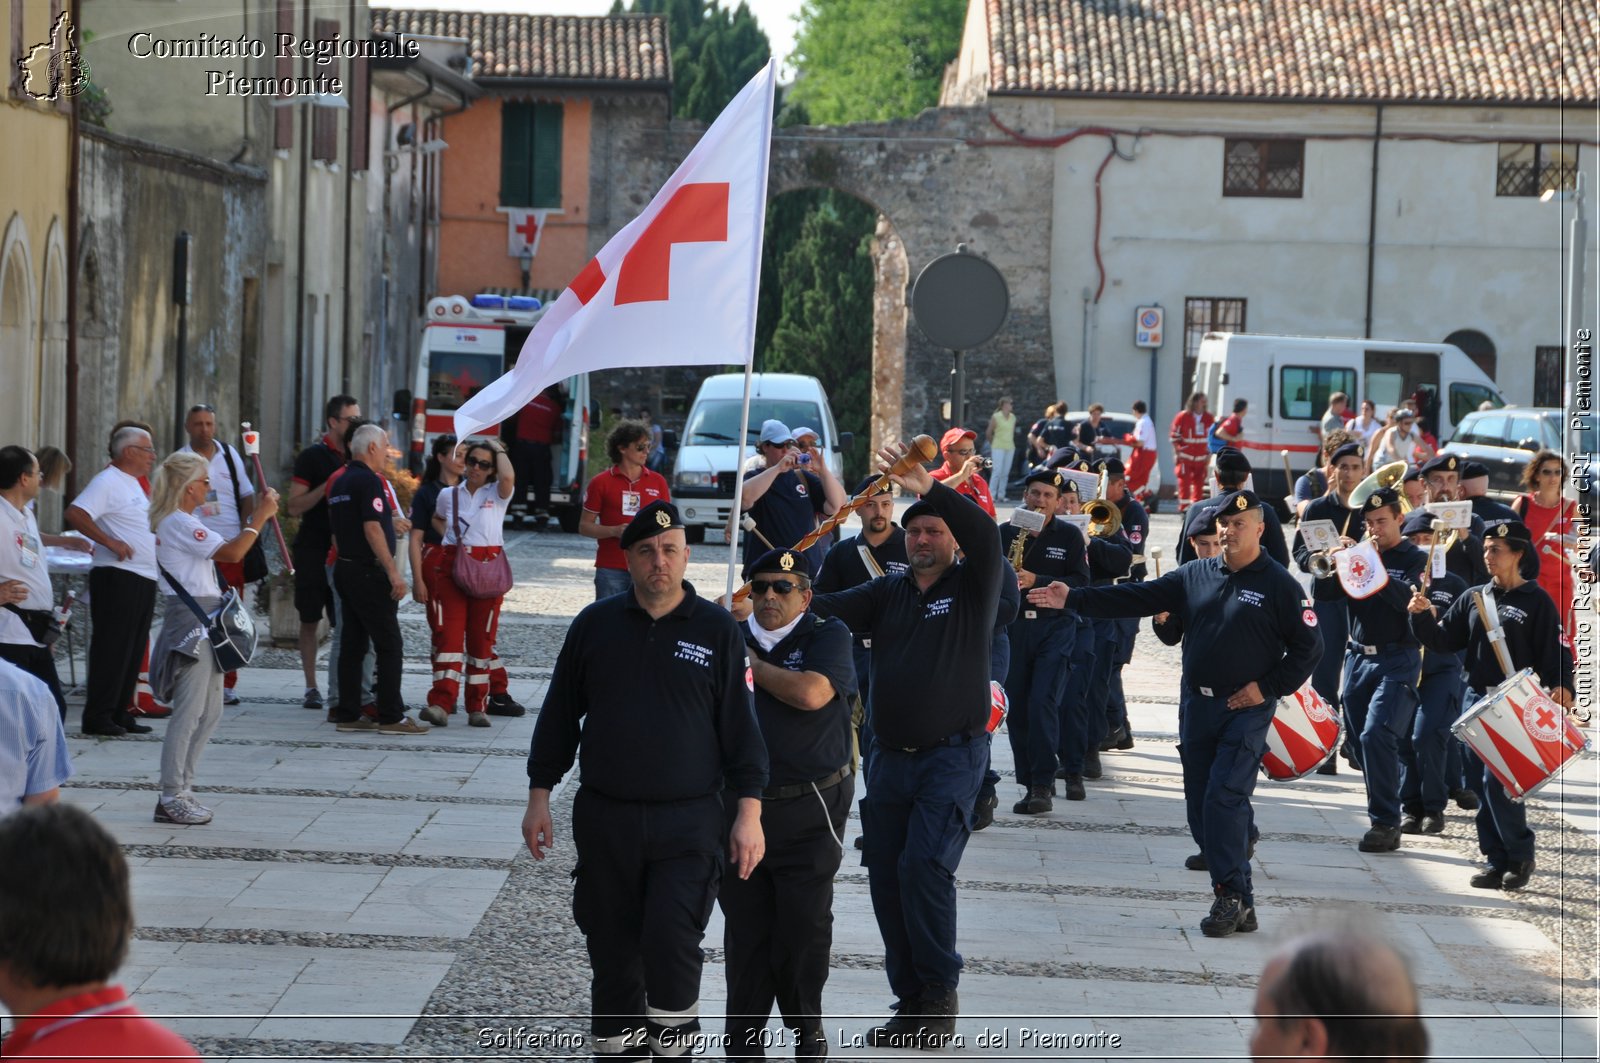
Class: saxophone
1009,506,1031,570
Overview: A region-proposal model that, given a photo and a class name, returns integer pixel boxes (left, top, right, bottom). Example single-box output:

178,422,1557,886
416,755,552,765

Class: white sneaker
222,689,241,706
154,796,212,825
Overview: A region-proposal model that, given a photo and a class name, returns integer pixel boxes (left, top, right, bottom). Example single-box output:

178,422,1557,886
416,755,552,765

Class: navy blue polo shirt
743,613,856,787
327,463,394,563
1413,579,1573,695
1314,539,1426,647
744,469,827,575
1001,516,1089,621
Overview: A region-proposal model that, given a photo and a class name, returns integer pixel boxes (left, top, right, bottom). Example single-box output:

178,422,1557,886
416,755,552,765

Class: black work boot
1024,784,1053,814
1063,773,1086,801
867,994,923,1048
915,986,959,1048
1199,887,1257,938
1501,859,1535,890
1083,749,1103,779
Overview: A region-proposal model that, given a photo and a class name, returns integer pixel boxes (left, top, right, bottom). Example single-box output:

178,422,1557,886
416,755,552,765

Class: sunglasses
1538,467,1563,477
465,457,495,470
751,579,804,596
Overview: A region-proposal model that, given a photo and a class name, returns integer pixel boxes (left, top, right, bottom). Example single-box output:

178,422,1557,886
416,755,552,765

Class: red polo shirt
928,466,996,517
583,464,670,570
1,985,199,1060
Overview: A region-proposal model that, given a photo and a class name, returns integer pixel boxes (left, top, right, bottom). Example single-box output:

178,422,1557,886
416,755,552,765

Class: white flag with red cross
455,60,776,440
504,208,554,259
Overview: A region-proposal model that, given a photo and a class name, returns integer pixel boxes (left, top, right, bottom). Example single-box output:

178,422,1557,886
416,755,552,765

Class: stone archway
767,109,1057,446
0,214,38,446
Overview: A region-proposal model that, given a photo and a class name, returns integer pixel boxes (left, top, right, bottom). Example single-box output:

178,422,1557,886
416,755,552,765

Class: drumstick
1471,589,1516,681
241,422,295,575
1280,449,1294,494
740,514,777,552
732,436,938,602
1149,545,1162,578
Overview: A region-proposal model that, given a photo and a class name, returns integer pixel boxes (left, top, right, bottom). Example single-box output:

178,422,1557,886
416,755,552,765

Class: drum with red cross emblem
1453,669,1591,801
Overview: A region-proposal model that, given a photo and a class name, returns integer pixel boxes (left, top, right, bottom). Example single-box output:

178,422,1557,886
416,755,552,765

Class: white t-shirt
436,483,510,547
0,497,52,646
179,443,255,538
70,466,158,580
1132,414,1158,450
155,510,224,598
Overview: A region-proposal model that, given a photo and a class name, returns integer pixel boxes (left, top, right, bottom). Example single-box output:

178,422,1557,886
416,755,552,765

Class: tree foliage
789,0,966,124
612,0,772,122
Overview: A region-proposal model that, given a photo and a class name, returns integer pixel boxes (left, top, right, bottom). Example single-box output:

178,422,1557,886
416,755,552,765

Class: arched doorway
1444,329,1497,381
0,215,37,446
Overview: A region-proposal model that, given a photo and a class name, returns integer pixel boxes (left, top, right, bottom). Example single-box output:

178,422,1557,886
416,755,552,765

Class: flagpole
724,60,777,601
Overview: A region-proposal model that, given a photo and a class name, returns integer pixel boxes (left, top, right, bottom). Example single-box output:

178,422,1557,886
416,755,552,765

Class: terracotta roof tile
983,0,1593,104
370,8,671,85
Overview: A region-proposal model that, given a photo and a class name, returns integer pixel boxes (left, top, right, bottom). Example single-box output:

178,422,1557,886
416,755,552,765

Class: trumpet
1309,548,1339,580
1084,467,1123,539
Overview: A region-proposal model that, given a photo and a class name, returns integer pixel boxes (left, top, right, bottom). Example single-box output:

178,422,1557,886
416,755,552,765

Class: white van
407,294,590,531
1192,333,1505,496
673,373,852,543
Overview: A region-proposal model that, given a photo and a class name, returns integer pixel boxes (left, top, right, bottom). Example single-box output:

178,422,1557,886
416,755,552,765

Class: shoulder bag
159,563,258,672
450,485,514,599
220,443,270,583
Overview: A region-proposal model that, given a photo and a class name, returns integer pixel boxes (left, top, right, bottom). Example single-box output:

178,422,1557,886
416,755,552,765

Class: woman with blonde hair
986,397,1016,501
1511,449,1579,644
146,451,279,825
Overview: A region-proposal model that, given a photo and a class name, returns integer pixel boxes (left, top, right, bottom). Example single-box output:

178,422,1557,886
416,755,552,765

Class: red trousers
422,545,509,713
1125,448,1157,499
1175,455,1208,507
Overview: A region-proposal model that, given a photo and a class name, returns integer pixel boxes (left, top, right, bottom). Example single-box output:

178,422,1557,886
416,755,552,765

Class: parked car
1442,406,1564,496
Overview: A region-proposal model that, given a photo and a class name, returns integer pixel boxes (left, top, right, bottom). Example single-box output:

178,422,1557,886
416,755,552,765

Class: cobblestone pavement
20,506,1599,1061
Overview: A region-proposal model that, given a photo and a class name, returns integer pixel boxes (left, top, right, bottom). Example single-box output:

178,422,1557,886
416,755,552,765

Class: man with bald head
1250,931,1429,1062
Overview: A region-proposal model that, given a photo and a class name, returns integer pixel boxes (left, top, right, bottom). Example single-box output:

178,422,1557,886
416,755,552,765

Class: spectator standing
0,657,71,809
511,385,563,528
0,447,81,718
580,420,671,600
424,439,524,727
741,420,844,577
1349,398,1383,447
29,446,83,549
286,396,360,711
1123,400,1159,506
1168,392,1213,512
1370,407,1429,469
986,397,1016,502
1074,404,1115,451
1318,392,1349,441
640,406,667,471
65,426,160,738
928,427,996,517
1511,450,1579,644
177,404,256,706
326,425,427,735
147,452,280,825
0,804,200,1059
1215,398,1248,447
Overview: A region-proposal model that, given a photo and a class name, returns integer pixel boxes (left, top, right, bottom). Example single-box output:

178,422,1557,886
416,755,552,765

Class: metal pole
952,350,966,428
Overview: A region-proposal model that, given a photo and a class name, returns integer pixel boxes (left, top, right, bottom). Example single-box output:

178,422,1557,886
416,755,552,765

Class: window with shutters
311,17,339,162
1222,139,1304,197
500,102,563,208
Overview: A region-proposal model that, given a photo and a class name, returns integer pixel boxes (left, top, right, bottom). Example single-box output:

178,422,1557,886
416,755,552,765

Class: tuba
1309,461,1410,578
1084,468,1124,539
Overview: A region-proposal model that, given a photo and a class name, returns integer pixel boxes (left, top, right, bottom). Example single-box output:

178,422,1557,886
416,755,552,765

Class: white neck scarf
748,611,805,653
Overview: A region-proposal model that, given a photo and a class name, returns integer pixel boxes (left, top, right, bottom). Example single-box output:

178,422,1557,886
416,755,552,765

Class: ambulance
408,294,590,531
1191,332,1505,498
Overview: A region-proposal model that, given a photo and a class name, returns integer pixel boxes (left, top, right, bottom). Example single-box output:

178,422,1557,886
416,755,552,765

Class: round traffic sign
910,249,1009,350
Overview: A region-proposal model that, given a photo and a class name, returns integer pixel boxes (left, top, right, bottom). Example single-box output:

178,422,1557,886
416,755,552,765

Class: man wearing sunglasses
525,500,768,1061
740,420,844,578
808,442,1003,1049
720,548,856,1060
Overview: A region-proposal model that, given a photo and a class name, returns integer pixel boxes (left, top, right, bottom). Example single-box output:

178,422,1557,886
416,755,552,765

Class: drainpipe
1364,103,1383,338
65,0,81,494
291,2,310,444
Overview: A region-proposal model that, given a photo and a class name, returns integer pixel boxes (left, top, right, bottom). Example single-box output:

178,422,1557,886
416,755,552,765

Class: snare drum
987,680,1008,734
1452,668,1591,801
1262,681,1344,780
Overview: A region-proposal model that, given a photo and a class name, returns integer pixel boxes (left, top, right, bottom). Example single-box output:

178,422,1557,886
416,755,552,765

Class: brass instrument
1084,467,1123,539
1008,509,1031,569
1309,461,1410,579
1309,548,1339,580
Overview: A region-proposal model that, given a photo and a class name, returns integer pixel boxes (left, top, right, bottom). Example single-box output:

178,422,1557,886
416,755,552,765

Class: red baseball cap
940,427,977,451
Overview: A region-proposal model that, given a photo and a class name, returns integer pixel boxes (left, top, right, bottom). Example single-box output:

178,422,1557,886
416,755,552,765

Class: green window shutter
531,103,564,208
500,102,533,208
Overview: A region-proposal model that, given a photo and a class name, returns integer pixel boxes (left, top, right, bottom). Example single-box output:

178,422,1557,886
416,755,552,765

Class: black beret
1023,468,1067,491
1403,464,1425,483
1488,520,1532,546
744,548,808,581
1362,486,1402,513
1419,453,1461,476
1093,457,1125,477
1214,447,1251,476
1212,489,1261,515
854,474,890,497
1461,461,1491,480
903,498,941,525
1329,442,1362,463
619,500,685,550
1044,445,1084,470
1400,509,1437,536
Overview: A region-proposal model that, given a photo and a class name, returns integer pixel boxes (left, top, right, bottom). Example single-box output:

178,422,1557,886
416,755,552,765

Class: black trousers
720,777,852,1059
572,786,722,1061
84,568,156,730
512,440,553,513
332,561,404,723
0,641,67,720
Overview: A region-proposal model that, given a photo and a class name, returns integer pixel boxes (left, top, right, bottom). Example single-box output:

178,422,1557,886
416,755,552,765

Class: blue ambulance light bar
471,293,543,312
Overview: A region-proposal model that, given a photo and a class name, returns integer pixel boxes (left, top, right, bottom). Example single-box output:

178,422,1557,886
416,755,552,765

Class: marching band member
1312,487,1426,853
1396,510,1468,836
1409,521,1573,891
1049,474,1101,787
1078,483,1132,783
1175,448,1289,567
1098,458,1149,753
1168,391,1213,513
1000,469,1090,810
1292,440,1367,775
809,444,1002,1048
1030,490,1320,937
721,549,855,1060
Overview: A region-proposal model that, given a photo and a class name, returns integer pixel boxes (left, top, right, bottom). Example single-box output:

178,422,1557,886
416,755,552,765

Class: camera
795,453,812,466
979,456,993,472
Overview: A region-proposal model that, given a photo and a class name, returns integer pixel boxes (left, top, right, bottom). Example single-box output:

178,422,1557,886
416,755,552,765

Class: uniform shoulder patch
1303,608,1318,628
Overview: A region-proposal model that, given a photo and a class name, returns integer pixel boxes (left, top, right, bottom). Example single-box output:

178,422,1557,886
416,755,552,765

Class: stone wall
76,127,269,463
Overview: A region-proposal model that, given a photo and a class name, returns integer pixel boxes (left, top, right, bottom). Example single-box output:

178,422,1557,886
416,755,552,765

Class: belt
762,765,851,801
1190,683,1236,699
1348,640,1379,656
888,731,979,754
1020,607,1062,621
